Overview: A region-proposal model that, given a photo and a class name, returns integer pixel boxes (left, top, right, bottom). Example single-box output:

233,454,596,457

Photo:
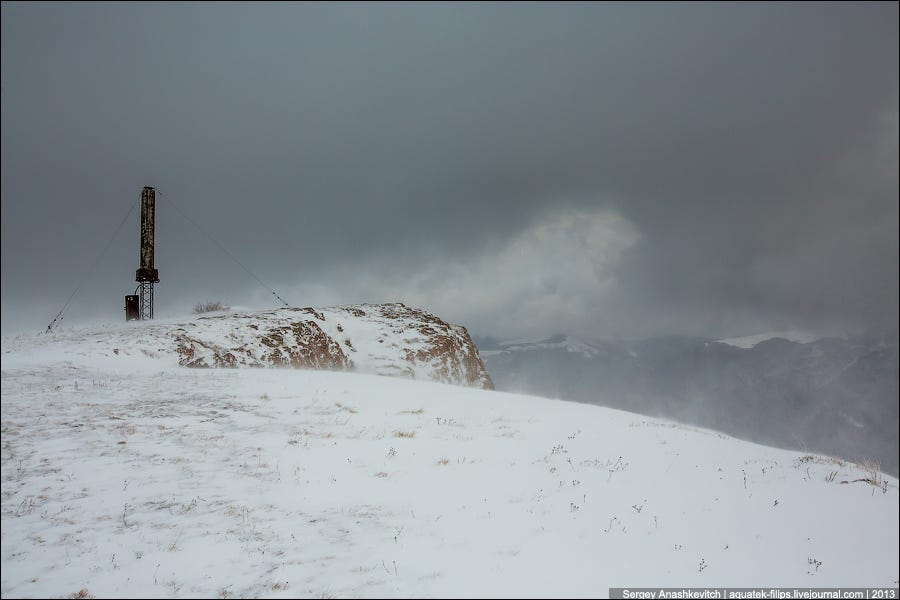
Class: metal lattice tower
133,186,159,320
137,281,154,320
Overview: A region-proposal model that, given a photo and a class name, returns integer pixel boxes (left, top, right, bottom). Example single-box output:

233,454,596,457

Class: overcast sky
2,2,897,340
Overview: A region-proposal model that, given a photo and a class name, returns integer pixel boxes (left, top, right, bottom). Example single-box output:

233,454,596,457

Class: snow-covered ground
1,304,492,389
2,328,898,598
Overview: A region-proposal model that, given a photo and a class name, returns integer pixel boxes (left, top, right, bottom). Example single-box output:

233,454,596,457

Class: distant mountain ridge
479,333,899,475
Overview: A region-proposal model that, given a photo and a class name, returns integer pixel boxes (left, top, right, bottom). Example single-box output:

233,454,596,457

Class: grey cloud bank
2,2,897,339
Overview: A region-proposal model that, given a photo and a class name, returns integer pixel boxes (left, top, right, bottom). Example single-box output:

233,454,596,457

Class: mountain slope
481,333,899,476
1,330,897,598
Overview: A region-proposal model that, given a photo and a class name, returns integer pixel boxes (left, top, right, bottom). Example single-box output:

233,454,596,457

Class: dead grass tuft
194,300,230,314
797,454,845,468
853,459,888,493
394,430,415,438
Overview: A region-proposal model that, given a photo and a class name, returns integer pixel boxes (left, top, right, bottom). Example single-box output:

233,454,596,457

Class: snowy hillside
2,328,898,598
482,333,900,476
4,303,493,390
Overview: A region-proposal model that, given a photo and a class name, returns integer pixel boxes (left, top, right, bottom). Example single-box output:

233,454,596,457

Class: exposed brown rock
353,303,493,390
300,307,326,321
172,303,492,389
176,320,349,371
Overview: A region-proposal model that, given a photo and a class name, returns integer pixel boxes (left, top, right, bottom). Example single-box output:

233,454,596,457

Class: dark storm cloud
2,2,897,337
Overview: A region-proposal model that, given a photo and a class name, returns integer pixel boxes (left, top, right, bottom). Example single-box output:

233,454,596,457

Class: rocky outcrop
175,319,350,371
173,303,493,389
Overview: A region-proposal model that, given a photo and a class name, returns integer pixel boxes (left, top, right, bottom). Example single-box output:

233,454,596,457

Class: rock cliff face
173,303,493,389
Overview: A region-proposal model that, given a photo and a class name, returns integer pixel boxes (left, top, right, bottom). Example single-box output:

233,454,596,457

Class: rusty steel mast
126,186,159,321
